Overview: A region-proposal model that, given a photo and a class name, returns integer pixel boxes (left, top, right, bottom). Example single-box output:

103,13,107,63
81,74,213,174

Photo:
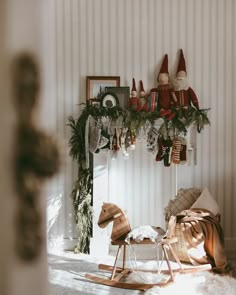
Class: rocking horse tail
111,210,131,241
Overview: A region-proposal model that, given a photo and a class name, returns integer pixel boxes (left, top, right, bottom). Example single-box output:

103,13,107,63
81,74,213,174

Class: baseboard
63,238,78,251
225,238,236,259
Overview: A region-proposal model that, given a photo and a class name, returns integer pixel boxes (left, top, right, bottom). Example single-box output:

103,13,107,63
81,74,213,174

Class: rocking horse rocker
85,203,211,290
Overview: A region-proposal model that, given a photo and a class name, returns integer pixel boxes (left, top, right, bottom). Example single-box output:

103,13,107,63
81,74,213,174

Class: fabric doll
173,49,200,111
137,80,149,112
127,78,140,111
148,54,177,119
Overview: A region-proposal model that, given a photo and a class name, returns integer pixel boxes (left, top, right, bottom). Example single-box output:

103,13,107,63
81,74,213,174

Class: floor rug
48,251,236,295
126,270,236,295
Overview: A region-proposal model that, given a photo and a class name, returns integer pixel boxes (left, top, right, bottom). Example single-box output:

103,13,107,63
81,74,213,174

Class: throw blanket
170,208,230,273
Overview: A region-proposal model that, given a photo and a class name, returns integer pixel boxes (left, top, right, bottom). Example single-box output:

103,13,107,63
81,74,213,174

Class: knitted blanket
170,208,230,273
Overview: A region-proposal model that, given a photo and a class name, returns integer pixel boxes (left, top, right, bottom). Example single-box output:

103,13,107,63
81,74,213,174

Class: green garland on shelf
68,104,210,253
70,168,93,254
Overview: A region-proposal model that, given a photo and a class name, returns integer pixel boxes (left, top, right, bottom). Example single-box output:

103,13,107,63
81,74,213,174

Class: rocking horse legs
162,244,174,281
111,245,122,280
110,239,182,282
86,240,184,290
122,244,126,269
111,244,130,281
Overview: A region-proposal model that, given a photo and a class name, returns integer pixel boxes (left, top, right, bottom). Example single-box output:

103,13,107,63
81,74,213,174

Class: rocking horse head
98,202,131,241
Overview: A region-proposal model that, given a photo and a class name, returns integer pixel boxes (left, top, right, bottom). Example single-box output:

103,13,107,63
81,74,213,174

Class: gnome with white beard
173,49,200,113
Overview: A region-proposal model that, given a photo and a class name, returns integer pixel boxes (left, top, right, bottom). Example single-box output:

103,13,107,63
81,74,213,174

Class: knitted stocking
180,137,187,164
171,137,182,164
147,126,158,153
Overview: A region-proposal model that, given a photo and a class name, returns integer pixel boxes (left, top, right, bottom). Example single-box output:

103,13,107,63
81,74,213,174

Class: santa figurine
148,54,177,120
127,78,140,111
137,80,149,112
173,49,200,111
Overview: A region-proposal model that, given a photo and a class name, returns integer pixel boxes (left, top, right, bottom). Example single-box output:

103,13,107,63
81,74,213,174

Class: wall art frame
105,86,130,109
86,76,120,104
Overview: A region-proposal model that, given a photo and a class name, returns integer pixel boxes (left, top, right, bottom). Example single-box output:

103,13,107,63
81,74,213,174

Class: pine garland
70,168,93,254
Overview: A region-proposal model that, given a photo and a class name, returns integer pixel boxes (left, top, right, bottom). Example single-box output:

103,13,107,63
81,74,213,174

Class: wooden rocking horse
85,202,211,290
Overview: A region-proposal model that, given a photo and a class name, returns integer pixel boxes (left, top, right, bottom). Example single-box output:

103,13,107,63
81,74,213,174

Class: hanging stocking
96,129,110,153
163,138,172,167
147,126,159,153
88,116,101,154
171,137,182,164
112,128,119,151
155,135,165,161
180,137,187,164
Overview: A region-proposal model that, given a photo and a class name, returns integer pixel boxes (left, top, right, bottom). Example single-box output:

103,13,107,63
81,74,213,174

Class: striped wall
43,0,236,255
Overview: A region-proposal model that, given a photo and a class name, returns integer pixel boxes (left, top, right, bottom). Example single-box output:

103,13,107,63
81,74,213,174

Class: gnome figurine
127,78,140,111
137,80,149,112
148,54,177,119
173,49,200,111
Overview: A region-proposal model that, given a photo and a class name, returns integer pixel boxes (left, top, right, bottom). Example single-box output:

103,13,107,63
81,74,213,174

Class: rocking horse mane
98,203,131,241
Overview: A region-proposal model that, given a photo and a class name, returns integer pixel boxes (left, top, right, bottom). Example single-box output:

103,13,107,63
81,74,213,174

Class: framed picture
105,86,130,109
86,76,120,104
100,92,119,108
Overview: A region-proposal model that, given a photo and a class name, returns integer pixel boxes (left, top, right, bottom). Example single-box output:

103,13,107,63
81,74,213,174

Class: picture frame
86,76,120,104
105,86,130,109
100,92,119,108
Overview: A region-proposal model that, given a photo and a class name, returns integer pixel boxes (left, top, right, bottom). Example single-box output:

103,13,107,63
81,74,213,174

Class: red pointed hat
140,80,145,92
132,78,137,92
158,54,169,75
177,49,187,74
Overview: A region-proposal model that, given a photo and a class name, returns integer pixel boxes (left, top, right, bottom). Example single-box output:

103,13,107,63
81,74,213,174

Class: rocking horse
85,202,211,290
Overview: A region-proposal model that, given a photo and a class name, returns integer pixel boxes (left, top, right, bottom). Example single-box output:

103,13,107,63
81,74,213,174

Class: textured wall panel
44,0,236,253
